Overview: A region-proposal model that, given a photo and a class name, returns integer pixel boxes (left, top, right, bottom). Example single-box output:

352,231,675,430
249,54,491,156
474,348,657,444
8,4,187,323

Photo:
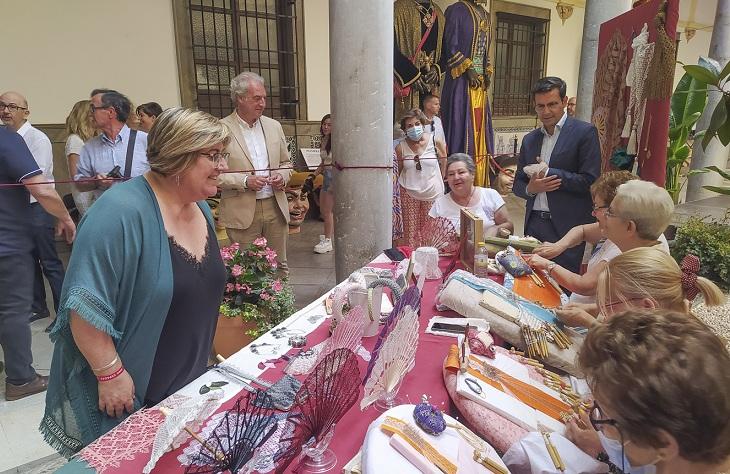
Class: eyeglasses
0,102,27,112
200,151,230,167
414,155,422,171
245,95,266,103
589,401,626,472
90,104,111,113
604,207,624,219
602,296,644,310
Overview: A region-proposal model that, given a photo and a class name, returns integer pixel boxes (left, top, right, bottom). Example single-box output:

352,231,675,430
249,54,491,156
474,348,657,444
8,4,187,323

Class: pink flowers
271,279,283,292
260,291,272,301
253,237,268,248
231,264,243,277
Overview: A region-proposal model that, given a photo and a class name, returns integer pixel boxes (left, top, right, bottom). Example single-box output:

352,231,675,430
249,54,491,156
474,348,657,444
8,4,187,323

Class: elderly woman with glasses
567,309,730,474
529,178,673,327
42,108,231,457
395,108,447,246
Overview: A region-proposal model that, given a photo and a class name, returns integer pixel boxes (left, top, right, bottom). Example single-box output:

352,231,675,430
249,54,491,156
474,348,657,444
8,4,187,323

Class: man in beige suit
218,71,292,272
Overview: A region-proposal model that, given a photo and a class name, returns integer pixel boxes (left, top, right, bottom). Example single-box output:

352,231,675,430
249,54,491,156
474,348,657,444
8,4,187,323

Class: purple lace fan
184,390,278,474
273,348,361,473
364,285,421,383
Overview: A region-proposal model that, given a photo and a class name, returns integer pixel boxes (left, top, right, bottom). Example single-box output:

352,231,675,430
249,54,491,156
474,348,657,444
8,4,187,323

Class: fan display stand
299,427,337,473
374,379,404,412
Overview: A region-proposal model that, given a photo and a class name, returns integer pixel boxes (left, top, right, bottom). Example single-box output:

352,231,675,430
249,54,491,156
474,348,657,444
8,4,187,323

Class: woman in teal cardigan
41,108,232,457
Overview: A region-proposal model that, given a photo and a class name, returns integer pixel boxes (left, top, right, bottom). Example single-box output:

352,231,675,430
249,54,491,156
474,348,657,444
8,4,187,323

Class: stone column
686,0,730,202
330,0,393,281
575,0,632,121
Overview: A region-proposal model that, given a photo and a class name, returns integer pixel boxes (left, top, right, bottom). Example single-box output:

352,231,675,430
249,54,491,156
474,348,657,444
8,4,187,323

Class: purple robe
441,1,495,159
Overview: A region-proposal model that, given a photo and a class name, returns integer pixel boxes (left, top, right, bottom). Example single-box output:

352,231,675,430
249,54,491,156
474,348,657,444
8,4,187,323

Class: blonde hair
399,108,430,130
612,180,674,240
64,100,97,142
597,247,726,314
146,107,231,177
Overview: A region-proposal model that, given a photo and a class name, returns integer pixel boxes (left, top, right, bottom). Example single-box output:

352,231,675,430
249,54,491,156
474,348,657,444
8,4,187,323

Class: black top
0,127,42,256
145,224,226,406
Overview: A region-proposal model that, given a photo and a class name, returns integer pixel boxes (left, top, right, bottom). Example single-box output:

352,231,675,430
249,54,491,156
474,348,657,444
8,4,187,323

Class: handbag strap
124,129,138,178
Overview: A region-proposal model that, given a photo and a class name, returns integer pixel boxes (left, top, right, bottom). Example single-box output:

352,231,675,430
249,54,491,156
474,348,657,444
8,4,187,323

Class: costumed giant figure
441,0,495,186
393,0,445,120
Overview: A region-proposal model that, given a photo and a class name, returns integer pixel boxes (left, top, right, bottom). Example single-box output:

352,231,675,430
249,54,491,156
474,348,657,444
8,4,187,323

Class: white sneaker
314,235,333,254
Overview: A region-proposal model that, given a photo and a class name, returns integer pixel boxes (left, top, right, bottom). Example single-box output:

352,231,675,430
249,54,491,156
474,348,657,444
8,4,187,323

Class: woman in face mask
568,309,730,474
395,108,447,246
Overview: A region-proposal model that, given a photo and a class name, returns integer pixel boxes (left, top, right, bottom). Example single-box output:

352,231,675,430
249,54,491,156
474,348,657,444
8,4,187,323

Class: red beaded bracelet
97,365,125,382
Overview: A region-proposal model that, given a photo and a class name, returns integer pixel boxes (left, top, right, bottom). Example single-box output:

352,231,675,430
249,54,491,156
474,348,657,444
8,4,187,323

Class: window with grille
492,12,548,117
188,0,301,119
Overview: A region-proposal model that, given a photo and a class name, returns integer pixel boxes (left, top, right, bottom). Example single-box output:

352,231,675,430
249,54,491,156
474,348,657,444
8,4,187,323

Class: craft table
57,255,529,473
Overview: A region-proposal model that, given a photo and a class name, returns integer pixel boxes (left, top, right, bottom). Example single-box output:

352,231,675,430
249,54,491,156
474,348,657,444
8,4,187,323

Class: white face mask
406,124,424,141
597,432,657,474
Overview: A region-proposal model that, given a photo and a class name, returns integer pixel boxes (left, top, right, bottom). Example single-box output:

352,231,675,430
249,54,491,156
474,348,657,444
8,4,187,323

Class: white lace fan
360,306,419,410
287,305,366,376
143,391,224,473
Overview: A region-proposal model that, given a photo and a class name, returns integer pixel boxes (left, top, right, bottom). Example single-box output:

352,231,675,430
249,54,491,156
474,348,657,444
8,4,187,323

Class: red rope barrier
0,152,518,188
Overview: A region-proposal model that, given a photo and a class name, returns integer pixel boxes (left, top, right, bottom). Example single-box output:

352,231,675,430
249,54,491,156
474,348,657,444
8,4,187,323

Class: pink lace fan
415,216,459,256
360,306,420,411
274,348,361,473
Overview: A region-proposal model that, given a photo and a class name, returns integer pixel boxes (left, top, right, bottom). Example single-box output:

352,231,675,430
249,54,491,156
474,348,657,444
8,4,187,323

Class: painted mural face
495,165,517,195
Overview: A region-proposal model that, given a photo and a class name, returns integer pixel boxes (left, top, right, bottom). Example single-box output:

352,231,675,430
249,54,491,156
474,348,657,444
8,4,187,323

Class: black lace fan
273,348,361,473
185,390,278,474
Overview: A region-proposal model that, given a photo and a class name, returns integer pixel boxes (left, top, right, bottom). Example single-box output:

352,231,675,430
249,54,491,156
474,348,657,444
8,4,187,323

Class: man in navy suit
513,77,601,275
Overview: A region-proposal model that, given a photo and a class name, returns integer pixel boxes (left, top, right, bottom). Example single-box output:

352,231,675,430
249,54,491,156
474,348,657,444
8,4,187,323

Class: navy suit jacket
513,116,601,237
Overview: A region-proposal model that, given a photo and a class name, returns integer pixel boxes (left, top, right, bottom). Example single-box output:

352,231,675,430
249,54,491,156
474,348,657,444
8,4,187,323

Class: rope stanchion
0,152,519,188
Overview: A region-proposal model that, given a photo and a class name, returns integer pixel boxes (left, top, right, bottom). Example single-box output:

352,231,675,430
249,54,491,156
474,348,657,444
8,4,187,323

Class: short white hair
612,180,674,240
230,71,265,102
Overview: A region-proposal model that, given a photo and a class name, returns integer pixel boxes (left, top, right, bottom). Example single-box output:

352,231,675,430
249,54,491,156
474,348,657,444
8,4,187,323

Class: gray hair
446,153,476,175
612,180,675,241
230,71,265,102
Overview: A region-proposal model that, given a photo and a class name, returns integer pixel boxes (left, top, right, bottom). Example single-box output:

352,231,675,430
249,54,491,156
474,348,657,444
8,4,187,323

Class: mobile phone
431,322,468,334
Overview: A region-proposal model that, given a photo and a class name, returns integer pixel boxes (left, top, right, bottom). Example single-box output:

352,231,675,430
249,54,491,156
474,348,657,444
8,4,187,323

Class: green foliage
682,58,730,150
219,238,296,339
671,212,730,289
666,72,707,202
687,166,730,196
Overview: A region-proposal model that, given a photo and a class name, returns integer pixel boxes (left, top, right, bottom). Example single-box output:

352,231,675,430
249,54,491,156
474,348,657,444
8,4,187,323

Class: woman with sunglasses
42,108,231,456
567,309,730,473
429,153,513,236
395,108,447,246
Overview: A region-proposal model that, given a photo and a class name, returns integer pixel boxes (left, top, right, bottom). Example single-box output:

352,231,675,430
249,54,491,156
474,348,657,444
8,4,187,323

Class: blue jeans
30,203,65,314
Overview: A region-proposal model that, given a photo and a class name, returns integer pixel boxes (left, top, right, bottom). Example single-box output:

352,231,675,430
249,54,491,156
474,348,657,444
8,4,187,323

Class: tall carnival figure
441,0,495,186
394,0,445,120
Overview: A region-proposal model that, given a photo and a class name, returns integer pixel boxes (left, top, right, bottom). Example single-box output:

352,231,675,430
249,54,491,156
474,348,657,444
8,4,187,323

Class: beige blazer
218,112,292,229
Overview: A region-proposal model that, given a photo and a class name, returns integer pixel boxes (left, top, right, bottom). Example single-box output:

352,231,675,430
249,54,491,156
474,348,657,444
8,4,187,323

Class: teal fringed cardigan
40,176,216,458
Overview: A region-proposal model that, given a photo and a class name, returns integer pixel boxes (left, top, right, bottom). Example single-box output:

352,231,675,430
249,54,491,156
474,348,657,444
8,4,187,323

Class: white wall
0,0,181,124
303,0,331,121
675,29,714,86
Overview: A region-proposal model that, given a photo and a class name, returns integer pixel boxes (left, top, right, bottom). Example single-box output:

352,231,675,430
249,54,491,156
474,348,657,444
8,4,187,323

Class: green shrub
671,212,730,289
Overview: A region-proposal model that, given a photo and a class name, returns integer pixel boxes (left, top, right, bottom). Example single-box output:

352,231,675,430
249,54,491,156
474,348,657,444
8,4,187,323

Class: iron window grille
492,12,548,117
188,0,301,119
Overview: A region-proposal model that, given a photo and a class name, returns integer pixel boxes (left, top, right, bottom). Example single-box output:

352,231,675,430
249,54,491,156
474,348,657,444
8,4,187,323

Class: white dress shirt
237,114,273,199
426,115,446,147
17,121,54,204
533,112,567,212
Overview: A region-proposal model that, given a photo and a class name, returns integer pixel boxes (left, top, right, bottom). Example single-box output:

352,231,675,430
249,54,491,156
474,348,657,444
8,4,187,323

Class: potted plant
671,211,730,290
214,237,296,357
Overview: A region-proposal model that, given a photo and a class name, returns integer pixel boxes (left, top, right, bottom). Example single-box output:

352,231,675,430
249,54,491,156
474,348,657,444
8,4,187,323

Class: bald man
0,91,66,328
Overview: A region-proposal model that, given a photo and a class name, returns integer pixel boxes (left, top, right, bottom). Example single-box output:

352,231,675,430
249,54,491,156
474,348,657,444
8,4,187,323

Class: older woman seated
527,171,638,304
429,153,513,236
568,309,730,474
558,247,725,328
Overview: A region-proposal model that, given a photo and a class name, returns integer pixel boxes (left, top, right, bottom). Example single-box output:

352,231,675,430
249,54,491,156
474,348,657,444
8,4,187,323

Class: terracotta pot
212,315,257,359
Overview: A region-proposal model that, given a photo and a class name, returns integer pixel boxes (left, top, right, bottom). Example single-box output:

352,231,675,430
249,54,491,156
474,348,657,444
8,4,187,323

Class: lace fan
184,390,278,474
415,216,459,256
143,391,224,473
365,285,421,382
274,348,361,473
287,305,366,377
361,306,420,410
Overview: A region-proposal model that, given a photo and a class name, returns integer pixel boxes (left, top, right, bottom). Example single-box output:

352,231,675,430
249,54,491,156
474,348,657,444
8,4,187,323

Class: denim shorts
322,168,334,193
